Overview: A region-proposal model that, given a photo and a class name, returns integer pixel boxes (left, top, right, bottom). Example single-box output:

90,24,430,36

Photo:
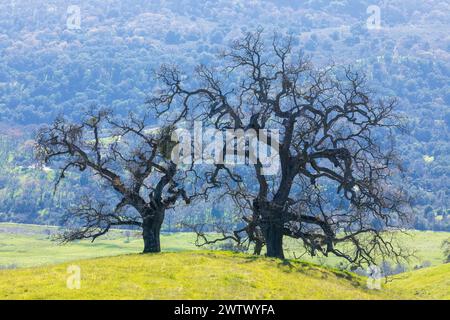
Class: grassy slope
284,230,450,268
0,223,197,268
1,223,449,270
1,223,448,300
0,251,385,300
0,251,448,300
386,263,450,300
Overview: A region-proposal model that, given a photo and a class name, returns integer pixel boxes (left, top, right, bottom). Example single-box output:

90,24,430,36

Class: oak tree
36,108,200,253
151,30,411,265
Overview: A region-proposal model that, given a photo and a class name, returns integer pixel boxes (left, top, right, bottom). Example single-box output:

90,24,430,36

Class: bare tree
150,29,411,265
36,108,201,253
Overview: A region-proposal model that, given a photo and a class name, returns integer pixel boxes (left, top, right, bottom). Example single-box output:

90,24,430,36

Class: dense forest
0,0,448,231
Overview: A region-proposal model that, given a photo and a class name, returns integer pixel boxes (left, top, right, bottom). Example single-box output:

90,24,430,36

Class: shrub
442,239,450,263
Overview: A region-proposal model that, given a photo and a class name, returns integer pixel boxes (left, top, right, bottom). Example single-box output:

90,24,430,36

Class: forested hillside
0,0,448,230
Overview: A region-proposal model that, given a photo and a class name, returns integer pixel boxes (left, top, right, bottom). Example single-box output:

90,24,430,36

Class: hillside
1,223,449,270
0,223,197,268
0,0,448,303
0,251,448,300
0,251,385,300
386,263,450,300
0,0,448,231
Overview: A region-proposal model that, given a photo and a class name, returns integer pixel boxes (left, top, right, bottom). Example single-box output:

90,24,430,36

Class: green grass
0,223,197,268
1,223,449,270
284,230,450,269
0,251,384,300
0,251,448,300
386,263,450,300
0,223,448,300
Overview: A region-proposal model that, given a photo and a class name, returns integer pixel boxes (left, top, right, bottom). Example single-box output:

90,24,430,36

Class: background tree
36,108,201,253
151,30,412,265
443,238,450,263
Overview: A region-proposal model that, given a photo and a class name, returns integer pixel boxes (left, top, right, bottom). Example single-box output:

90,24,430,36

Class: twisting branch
36,107,203,253
149,29,412,265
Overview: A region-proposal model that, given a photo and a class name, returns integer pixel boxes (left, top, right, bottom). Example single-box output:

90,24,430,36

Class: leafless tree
149,29,412,265
36,108,202,253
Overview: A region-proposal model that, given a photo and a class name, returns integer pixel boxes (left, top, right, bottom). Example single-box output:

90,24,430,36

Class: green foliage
442,238,450,263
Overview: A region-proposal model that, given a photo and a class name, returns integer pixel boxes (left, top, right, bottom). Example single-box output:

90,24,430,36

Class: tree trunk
142,211,164,253
263,221,284,259
253,240,263,255
256,201,285,259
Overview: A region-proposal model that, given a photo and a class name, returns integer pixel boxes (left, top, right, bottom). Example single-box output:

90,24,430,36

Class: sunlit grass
1,223,448,300
0,223,197,268
0,251,385,300
1,223,448,270
284,230,450,269
385,263,450,300
1,251,447,300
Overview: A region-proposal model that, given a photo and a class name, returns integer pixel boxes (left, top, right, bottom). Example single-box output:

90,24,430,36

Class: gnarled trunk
263,220,284,259
256,201,285,259
142,210,164,253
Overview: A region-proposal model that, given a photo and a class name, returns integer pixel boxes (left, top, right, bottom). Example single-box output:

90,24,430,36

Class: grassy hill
0,223,197,268
1,224,448,300
0,251,448,300
386,263,450,300
1,223,449,270
0,251,386,300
